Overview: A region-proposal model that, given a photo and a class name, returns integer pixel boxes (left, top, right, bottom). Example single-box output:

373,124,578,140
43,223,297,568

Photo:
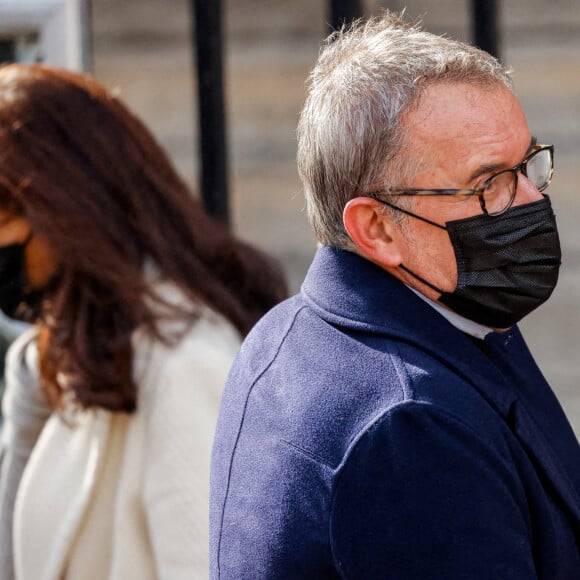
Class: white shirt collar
407,286,494,340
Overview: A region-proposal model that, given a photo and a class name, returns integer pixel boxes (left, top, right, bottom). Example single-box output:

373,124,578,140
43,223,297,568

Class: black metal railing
192,0,500,225
190,0,230,225
328,0,362,32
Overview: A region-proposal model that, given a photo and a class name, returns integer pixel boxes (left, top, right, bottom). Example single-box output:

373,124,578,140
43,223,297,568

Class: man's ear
343,197,403,268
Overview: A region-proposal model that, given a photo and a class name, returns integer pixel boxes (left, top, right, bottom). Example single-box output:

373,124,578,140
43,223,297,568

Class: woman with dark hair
0,63,287,579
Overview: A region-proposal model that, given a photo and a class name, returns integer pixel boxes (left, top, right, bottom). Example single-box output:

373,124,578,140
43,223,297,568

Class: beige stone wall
90,0,580,430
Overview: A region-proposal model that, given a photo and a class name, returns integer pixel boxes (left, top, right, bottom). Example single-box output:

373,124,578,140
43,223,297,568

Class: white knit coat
0,283,241,580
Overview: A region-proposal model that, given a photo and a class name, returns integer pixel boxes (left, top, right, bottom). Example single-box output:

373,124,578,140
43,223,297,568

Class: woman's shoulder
145,276,242,352
133,280,242,408
3,326,46,420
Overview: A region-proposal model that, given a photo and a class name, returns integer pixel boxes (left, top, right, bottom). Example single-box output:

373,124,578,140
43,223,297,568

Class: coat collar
301,246,580,529
300,247,516,389
14,409,112,580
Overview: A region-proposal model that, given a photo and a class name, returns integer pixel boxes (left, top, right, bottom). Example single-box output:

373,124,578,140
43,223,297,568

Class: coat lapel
302,247,580,536
511,399,580,528
14,409,112,580
486,329,580,531
454,330,580,534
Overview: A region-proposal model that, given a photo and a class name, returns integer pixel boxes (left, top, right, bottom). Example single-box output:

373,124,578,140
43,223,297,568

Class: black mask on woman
0,235,35,319
394,196,562,329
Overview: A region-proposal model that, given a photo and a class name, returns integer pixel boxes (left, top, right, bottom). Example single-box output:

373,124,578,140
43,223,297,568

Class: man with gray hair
211,12,580,578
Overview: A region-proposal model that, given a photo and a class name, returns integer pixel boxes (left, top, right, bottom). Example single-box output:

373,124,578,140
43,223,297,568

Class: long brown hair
0,63,287,412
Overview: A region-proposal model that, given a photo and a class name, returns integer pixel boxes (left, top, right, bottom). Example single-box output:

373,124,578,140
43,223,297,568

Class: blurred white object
0,310,30,344
0,0,90,70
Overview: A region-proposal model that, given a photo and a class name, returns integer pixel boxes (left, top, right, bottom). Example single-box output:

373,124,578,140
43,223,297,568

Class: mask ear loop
17,231,37,301
399,264,445,295
22,230,34,247
371,198,448,295
372,197,447,230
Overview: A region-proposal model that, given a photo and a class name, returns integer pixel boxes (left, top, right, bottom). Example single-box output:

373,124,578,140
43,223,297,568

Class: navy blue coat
210,247,580,579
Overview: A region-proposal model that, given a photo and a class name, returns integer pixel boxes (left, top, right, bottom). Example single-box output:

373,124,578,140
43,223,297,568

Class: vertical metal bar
191,0,230,225
329,0,362,32
79,0,94,72
0,39,16,64
470,0,500,59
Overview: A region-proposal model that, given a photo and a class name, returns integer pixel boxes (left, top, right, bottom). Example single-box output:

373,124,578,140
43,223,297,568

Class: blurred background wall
40,0,580,432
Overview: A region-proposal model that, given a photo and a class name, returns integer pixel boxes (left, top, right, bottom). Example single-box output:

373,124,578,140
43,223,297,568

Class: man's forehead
403,82,531,183
410,82,523,136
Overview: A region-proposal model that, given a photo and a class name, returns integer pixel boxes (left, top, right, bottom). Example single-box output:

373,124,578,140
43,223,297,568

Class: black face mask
398,196,561,328
0,235,37,319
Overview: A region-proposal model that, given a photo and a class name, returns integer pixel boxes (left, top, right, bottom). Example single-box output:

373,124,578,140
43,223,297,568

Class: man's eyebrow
468,135,539,184
468,162,504,184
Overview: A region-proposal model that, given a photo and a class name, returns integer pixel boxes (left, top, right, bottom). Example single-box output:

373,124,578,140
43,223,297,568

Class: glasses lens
525,147,553,192
483,170,517,215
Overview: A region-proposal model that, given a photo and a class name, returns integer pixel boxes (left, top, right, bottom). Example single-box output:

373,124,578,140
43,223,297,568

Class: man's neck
407,286,494,340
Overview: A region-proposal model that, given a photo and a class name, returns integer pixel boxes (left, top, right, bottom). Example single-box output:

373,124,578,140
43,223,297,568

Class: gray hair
297,11,513,249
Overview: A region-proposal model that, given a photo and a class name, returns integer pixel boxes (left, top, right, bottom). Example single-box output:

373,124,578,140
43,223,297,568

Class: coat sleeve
0,328,49,580
140,315,240,580
330,401,537,579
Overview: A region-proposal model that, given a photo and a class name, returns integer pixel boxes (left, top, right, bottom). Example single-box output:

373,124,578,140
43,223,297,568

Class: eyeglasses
368,144,554,216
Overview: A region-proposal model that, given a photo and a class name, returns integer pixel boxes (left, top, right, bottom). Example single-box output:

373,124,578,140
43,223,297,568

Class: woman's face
0,208,58,290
